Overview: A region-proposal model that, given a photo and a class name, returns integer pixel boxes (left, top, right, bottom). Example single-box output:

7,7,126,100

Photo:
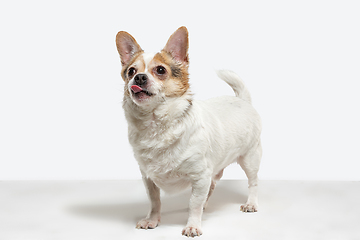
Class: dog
115,26,262,237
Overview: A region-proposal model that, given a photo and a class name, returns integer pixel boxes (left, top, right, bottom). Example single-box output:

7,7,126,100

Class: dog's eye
155,66,166,75
128,67,136,78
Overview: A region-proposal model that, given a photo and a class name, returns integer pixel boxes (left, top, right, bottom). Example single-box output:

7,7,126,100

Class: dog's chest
134,137,185,176
136,143,191,192
130,122,186,169
129,121,192,191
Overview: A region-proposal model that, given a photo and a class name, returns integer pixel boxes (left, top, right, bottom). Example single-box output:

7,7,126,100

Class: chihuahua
115,26,262,237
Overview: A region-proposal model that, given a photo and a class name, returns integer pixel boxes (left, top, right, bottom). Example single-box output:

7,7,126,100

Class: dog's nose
134,74,148,86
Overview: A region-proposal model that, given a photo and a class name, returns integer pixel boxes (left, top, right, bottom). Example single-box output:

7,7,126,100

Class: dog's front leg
182,177,211,237
136,175,161,229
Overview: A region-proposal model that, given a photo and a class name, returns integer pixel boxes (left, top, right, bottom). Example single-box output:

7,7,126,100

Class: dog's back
193,73,261,174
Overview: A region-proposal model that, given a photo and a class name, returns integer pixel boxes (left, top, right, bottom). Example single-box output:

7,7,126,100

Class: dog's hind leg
238,141,262,212
203,169,224,210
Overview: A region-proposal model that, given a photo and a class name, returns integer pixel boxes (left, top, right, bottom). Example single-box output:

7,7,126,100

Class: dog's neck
123,91,193,131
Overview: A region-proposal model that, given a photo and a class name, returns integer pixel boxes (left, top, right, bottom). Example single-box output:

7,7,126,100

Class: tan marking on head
149,51,189,97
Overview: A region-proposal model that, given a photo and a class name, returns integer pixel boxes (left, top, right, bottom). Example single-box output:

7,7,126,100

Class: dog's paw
136,218,159,229
182,226,203,237
240,203,258,213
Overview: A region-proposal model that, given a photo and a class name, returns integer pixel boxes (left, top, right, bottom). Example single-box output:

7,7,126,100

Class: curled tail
216,70,252,104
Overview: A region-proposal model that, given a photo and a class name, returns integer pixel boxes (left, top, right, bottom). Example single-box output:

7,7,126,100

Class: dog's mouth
131,85,154,99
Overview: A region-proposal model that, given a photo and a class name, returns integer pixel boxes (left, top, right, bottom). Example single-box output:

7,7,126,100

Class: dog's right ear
116,31,142,66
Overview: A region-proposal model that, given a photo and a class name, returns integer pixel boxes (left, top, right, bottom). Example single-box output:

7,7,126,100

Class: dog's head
116,27,190,108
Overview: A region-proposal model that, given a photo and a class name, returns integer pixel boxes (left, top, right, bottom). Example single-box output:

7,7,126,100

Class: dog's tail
216,70,252,104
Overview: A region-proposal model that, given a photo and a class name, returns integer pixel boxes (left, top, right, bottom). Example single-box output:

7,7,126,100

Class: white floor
1,180,359,240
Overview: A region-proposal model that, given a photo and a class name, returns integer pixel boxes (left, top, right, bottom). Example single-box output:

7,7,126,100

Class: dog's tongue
131,85,143,93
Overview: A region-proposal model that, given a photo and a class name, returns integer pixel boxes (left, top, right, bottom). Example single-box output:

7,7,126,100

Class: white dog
115,26,262,237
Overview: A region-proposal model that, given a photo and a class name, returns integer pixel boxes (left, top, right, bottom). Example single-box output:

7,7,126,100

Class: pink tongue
131,85,143,93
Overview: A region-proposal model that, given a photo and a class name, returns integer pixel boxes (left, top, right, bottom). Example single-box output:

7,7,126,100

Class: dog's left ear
163,26,189,64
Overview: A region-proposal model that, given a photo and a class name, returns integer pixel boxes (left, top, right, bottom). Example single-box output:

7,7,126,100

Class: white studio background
0,0,359,181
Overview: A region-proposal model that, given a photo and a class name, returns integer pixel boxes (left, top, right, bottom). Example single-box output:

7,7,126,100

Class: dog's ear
163,26,189,64
116,31,142,66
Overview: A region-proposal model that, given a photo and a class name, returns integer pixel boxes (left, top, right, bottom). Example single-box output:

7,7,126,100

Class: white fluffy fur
118,27,262,237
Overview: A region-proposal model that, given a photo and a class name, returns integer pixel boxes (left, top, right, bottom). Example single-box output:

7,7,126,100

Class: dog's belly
150,173,191,193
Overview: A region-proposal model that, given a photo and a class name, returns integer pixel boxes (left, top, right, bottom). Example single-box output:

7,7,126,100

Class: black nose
134,74,148,86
